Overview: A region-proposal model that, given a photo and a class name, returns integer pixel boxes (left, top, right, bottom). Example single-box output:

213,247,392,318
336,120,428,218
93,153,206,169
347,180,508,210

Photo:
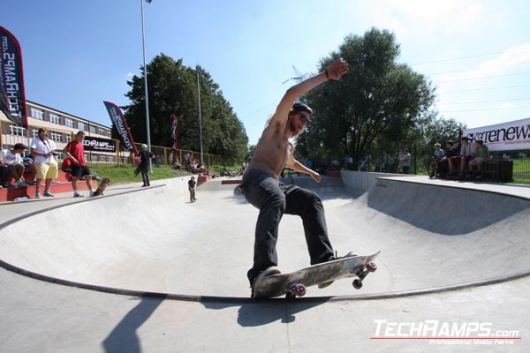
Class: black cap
291,102,313,115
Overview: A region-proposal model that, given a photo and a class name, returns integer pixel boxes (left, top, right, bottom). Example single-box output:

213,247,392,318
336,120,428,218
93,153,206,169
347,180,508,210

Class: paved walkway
0,175,528,352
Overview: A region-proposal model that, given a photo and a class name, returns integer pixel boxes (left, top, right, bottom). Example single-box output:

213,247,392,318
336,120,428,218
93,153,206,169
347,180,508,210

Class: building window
65,134,72,143
32,129,39,139
50,132,62,142
50,114,61,125
89,125,96,133
31,108,44,120
10,125,26,136
65,118,74,128
78,122,85,131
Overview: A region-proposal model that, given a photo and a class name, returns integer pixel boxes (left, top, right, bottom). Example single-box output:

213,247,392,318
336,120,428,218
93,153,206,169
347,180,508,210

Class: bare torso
248,121,293,178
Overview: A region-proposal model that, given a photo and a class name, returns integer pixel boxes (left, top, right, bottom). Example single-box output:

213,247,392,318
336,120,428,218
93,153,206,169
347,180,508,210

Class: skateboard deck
253,251,380,299
91,178,110,196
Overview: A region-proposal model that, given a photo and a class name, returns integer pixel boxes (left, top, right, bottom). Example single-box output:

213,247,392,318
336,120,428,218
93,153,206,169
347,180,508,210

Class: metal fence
113,144,227,169
340,147,530,182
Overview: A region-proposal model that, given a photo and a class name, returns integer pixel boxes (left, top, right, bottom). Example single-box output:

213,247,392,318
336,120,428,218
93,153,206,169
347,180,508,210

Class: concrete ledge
341,170,402,194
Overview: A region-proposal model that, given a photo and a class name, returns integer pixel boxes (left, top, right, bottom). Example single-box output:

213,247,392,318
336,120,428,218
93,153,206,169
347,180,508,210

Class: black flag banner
103,101,138,154
0,26,27,127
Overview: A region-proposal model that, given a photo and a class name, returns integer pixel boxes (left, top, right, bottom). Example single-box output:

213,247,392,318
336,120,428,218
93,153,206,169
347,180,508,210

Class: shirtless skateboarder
240,58,350,297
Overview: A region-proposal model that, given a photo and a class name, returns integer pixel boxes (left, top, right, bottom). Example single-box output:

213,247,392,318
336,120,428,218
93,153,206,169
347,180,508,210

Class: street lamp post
196,68,204,163
140,0,152,170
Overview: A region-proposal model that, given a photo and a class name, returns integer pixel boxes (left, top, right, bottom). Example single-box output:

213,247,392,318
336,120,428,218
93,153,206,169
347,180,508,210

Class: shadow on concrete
202,299,328,327
366,179,530,235
102,297,165,353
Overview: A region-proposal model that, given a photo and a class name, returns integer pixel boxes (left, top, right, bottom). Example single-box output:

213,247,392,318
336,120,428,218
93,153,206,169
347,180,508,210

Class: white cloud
433,43,530,85
363,0,485,38
500,102,515,109
478,44,530,74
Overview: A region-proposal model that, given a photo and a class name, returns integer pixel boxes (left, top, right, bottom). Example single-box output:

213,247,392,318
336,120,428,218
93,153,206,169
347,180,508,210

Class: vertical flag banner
103,101,138,154
0,26,28,128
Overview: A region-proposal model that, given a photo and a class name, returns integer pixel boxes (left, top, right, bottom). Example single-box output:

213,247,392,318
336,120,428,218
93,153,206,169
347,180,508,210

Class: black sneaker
251,266,281,298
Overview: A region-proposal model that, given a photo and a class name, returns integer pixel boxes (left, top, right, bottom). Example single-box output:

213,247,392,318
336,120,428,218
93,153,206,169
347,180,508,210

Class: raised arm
267,58,349,133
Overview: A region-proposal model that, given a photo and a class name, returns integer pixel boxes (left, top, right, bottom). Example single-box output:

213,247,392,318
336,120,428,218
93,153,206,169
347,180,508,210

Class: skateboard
91,178,110,196
252,251,380,299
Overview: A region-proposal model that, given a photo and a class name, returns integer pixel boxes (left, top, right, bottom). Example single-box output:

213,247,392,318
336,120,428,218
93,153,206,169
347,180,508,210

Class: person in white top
30,128,59,198
458,136,472,178
0,143,27,188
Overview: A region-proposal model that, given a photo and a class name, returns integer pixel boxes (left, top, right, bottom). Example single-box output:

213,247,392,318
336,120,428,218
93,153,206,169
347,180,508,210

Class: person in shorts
31,128,59,198
64,131,94,197
469,139,490,176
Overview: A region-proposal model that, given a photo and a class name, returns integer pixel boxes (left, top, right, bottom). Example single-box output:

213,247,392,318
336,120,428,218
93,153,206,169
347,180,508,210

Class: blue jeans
241,168,334,284
0,166,9,187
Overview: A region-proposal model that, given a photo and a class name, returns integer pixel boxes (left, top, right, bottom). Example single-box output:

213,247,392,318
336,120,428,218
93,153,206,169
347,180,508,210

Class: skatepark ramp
0,174,529,299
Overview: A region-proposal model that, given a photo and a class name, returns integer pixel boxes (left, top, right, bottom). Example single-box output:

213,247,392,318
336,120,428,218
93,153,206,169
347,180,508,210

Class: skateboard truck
352,261,377,289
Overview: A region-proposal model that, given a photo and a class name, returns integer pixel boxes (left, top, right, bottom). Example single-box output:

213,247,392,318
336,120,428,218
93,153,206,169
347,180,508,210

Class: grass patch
89,163,191,184
512,178,530,185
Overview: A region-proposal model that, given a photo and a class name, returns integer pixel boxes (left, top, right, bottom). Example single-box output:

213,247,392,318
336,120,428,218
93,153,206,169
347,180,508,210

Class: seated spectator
189,158,207,174
0,160,8,188
172,160,181,170
0,143,28,188
429,143,445,178
469,139,490,177
440,140,459,177
22,151,37,183
63,131,95,197
458,137,473,179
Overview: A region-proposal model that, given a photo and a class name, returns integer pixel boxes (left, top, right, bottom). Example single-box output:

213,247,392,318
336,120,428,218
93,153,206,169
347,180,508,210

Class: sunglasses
297,113,310,124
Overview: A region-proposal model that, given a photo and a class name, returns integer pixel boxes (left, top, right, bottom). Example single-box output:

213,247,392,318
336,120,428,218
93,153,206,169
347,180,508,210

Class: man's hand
310,171,321,183
326,58,349,80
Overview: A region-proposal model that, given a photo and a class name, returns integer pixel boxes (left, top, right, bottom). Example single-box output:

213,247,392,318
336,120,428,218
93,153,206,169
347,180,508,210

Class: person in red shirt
64,131,94,197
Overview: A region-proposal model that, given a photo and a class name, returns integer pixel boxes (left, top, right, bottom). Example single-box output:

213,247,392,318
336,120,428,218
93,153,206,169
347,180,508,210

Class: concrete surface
0,173,528,352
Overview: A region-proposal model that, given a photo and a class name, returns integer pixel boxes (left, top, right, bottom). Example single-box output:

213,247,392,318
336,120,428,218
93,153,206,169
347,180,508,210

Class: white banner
463,117,530,152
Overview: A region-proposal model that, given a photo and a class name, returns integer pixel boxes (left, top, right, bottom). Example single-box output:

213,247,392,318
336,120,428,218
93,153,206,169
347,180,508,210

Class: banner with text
103,101,138,154
0,26,27,128
83,136,116,152
463,117,530,151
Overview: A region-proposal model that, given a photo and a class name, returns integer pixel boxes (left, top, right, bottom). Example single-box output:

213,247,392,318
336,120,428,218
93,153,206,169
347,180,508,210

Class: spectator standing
0,143,28,188
63,131,94,197
135,144,154,187
398,149,411,174
188,175,197,202
31,128,58,198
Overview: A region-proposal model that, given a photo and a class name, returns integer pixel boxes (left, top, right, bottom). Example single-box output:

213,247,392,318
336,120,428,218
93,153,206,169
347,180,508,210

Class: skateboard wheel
366,262,377,272
289,283,306,297
352,279,363,289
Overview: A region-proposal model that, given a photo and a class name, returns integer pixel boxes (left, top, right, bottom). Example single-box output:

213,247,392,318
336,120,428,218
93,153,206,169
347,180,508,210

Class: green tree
297,28,435,168
123,54,248,162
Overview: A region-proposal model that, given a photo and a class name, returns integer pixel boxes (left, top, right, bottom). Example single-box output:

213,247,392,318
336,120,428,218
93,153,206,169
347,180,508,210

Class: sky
2,0,530,145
